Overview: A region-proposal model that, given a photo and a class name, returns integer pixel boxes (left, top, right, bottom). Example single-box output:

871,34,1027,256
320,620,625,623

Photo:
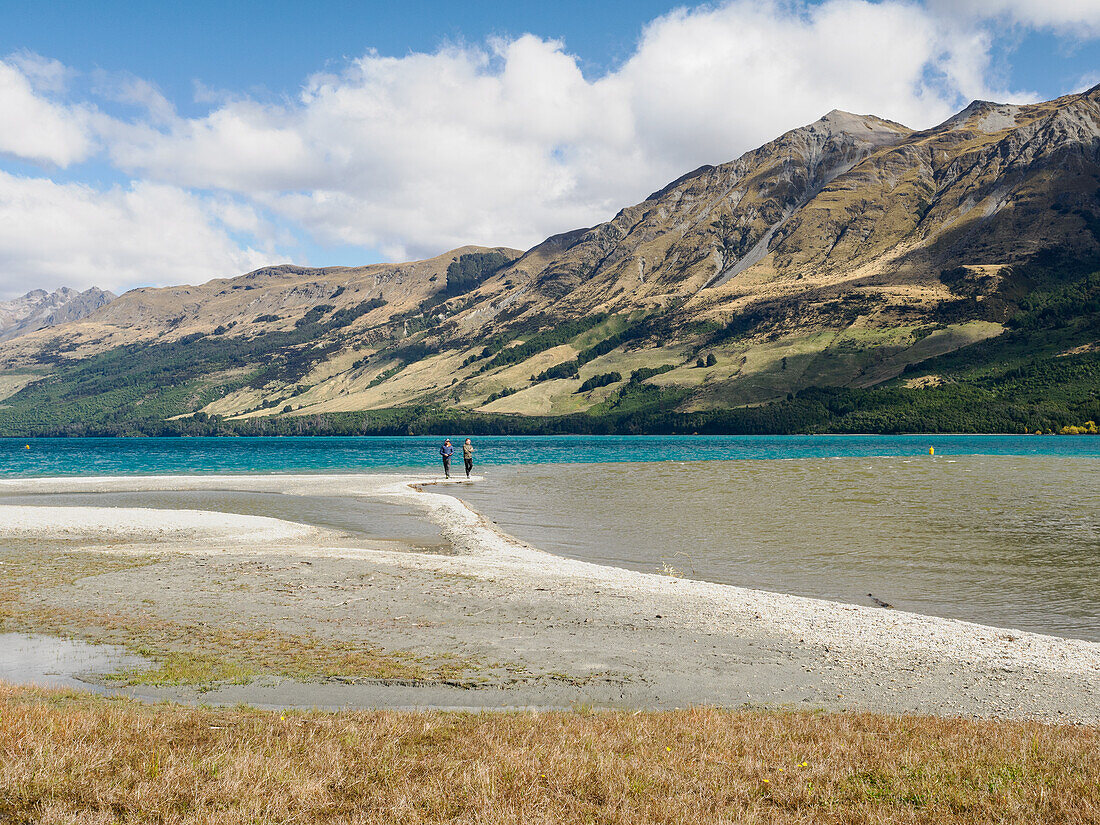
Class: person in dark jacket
439,439,454,478
462,438,474,478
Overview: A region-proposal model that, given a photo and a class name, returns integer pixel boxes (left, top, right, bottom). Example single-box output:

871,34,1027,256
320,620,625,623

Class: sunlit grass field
3,684,1097,824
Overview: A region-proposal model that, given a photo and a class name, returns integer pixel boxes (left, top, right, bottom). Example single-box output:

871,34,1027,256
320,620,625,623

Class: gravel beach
1,473,1097,722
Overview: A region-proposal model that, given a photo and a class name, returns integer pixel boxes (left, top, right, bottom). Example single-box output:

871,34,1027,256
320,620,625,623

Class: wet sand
0,472,1098,722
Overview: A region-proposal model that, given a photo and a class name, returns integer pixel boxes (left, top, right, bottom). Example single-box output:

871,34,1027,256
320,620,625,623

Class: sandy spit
1,472,1097,721
0,505,319,544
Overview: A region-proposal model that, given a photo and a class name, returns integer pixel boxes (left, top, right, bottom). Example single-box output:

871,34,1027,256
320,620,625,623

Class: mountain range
0,85,1097,436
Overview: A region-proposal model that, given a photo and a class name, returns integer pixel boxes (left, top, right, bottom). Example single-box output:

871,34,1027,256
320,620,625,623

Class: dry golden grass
3,684,1098,824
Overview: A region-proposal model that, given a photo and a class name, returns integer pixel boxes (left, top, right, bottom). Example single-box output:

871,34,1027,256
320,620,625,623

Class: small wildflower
762,778,770,784
800,761,809,767
666,746,671,752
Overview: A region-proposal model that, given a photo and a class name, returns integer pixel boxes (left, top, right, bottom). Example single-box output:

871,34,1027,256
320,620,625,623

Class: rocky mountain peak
0,286,117,343
813,109,910,141
936,99,1023,134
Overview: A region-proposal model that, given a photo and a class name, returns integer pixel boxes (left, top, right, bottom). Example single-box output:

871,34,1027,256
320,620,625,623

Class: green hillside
0,259,1095,437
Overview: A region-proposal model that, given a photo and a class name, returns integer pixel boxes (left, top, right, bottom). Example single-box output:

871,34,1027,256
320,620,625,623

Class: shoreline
0,471,1098,722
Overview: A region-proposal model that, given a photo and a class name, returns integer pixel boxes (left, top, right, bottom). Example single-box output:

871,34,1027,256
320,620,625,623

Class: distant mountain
494,109,913,315
0,287,116,343
0,85,1096,436
487,88,1099,331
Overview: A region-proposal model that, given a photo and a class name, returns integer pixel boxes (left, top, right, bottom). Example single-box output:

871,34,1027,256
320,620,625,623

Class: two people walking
439,438,475,479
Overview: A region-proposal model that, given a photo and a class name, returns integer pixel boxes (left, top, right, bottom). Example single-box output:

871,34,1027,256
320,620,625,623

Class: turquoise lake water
2,434,1098,476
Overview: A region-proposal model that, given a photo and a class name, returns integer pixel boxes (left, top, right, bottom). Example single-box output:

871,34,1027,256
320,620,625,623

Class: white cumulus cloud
930,0,1100,37
0,58,94,166
0,172,277,298
0,0,1094,292
104,0,1042,261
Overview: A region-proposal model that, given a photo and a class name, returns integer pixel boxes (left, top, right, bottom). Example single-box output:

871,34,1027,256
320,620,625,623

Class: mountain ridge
0,86,1096,435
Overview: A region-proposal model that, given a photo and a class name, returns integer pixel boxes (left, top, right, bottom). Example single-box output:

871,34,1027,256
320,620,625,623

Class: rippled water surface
457,456,1100,641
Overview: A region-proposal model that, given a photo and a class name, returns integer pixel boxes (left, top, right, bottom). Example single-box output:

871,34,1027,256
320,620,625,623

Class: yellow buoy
928,446,934,455
24,444,30,450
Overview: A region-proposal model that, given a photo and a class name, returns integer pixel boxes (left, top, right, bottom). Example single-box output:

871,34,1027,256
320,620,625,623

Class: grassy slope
0,260,1095,436
3,684,1098,824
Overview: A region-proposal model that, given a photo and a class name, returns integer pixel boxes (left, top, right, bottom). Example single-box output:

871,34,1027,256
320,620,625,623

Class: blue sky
5,1,1097,114
1,1,676,105
0,0,1098,297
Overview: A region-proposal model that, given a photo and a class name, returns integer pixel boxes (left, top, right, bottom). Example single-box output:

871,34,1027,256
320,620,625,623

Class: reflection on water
458,456,1100,641
0,633,148,689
